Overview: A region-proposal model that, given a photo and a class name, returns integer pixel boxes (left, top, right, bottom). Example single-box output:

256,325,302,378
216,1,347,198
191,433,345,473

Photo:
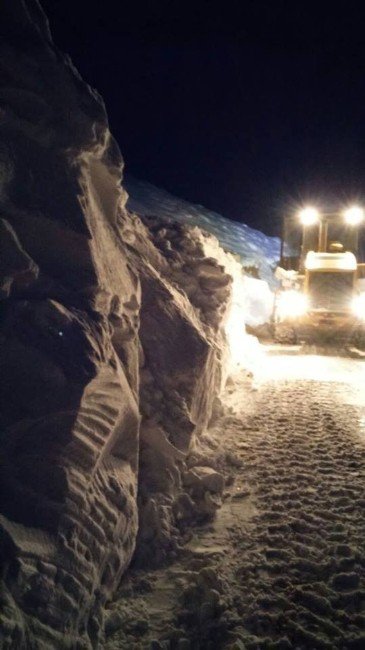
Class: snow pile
199,233,271,376
125,176,277,335
122,214,244,564
125,175,280,287
0,5,139,648
0,3,277,646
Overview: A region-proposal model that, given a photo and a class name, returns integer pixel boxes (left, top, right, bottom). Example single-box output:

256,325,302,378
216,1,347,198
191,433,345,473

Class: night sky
41,1,365,235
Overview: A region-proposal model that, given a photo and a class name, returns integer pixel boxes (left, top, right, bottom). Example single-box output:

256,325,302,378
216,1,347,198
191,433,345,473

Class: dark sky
41,1,365,235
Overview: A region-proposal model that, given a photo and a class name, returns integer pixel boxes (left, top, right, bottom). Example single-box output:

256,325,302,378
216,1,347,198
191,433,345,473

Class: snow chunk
184,466,225,494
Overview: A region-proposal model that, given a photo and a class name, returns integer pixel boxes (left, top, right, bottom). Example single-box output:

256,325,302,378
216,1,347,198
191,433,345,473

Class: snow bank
0,4,139,647
125,176,276,339
0,2,272,647
121,215,240,564
117,212,272,565
125,175,280,287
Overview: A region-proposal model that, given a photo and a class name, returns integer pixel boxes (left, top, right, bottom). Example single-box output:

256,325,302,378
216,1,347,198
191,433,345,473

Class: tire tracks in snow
221,373,365,649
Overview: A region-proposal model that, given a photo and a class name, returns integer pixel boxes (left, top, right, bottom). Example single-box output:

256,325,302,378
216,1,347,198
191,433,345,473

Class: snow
125,176,280,288
125,177,277,334
105,349,365,649
256,345,365,385
187,228,270,376
243,275,274,326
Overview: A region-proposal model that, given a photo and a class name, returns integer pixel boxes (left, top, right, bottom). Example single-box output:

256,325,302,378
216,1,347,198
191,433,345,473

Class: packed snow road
105,349,365,650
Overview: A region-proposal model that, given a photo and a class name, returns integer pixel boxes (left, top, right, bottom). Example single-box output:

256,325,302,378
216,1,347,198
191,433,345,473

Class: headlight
276,290,308,319
352,293,365,319
298,207,320,226
344,206,364,225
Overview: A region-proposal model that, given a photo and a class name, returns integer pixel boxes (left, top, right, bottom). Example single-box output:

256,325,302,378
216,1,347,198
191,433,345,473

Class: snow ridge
125,176,280,286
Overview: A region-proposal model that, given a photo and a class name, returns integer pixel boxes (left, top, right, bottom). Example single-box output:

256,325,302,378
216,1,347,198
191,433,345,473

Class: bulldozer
273,205,365,345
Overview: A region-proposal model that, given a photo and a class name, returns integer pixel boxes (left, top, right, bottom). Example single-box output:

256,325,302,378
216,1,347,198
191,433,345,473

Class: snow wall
125,176,280,289
0,2,271,647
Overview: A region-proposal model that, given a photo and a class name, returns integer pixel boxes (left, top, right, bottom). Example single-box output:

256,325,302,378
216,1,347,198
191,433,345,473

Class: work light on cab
298,206,320,226
344,206,364,226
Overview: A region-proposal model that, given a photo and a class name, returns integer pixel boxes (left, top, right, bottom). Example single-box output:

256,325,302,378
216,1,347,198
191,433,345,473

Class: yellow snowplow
274,206,365,344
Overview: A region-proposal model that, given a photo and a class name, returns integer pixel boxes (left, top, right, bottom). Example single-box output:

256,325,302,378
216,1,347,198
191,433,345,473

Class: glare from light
299,206,320,226
352,293,365,319
276,290,308,319
256,351,365,385
344,206,364,225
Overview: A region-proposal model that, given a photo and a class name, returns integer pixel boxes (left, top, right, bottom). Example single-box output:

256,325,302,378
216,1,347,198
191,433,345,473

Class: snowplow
274,206,365,345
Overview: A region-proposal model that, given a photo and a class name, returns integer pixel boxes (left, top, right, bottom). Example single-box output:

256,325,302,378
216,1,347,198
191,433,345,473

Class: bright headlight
344,206,364,225
352,293,365,319
299,207,320,226
276,290,308,319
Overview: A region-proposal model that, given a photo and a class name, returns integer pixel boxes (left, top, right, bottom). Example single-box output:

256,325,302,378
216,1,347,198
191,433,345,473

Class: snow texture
0,2,257,647
125,176,281,287
104,351,365,649
0,2,140,647
121,215,240,566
